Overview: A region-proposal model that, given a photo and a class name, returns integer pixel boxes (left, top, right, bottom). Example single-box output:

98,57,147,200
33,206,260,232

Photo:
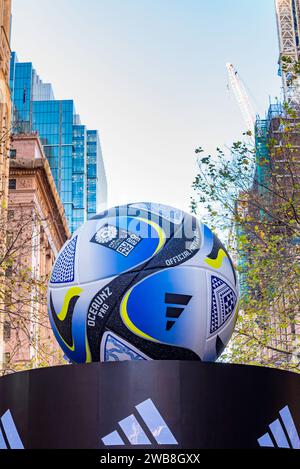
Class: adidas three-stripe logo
258,405,300,449
0,403,298,448
165,293,192,331
0,409,24,450
101,398,178,446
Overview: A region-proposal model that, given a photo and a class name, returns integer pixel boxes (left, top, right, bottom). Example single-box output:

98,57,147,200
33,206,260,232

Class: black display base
0,361,299,449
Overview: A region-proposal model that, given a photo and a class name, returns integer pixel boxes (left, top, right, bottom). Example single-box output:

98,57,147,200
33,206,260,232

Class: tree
191,109,300,372
0,207,65,375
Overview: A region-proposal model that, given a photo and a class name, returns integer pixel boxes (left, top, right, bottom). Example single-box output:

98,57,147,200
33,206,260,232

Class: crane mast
275,0,300,104
226,63,256,132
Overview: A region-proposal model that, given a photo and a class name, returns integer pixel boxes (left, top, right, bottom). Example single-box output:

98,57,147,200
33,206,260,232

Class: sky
11,0,281,213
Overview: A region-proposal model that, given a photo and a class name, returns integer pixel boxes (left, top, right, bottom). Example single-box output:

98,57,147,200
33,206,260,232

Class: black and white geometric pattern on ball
210,276,237,334
50,236,77,284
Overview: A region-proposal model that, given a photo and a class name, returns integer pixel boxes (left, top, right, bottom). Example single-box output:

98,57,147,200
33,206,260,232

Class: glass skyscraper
87,130,106,220
9,52,107,232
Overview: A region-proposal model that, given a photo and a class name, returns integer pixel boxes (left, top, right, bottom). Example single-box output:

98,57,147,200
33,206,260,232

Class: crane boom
226,63,256,132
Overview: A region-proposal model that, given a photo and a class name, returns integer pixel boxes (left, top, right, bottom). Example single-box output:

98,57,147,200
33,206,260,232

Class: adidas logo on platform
101,398,178,446
0,409,24,450
258,405,300,449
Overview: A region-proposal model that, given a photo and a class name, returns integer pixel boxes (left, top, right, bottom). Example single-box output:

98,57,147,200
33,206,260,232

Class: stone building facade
0,0,11,212
2,133,70,372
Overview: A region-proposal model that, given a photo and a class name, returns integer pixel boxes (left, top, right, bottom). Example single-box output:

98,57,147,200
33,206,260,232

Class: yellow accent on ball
57,287,83,321
205,249,227,269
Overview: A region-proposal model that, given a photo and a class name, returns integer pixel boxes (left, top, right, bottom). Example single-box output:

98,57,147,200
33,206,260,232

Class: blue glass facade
87,130,107,219
9,53,107,232
72,124,87,232
10,58,32,131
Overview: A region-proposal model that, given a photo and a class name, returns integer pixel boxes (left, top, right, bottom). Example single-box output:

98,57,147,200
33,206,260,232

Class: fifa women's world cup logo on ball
47,202,239,364
94,225,118,244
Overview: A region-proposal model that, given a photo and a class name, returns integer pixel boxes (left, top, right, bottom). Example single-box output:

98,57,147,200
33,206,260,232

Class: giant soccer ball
48,203,239,363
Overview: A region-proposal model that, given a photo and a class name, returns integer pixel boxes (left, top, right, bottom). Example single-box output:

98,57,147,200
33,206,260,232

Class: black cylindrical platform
0,361,299,449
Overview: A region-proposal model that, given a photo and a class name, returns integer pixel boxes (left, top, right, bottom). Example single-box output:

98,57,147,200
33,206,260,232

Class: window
4,291,12,306
6,233,13,245
3,352,10,365
9,149,17,159
9,179,16,190
4,321,11,341
8,210,14,221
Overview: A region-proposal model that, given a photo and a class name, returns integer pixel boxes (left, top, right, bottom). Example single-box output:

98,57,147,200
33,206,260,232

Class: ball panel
50,235,78,286
208,274,237,337
86,271,139,361
100,331,150,361
201,270,239,361
48,276,118,363
47,284,87,363
133,212,202,271
182,224,237,288
119,266,208,359
84,266,202,362
214,300,239,352
77,215,167,284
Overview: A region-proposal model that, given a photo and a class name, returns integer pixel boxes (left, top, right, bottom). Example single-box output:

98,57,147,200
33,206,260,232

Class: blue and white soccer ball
47,203,239,363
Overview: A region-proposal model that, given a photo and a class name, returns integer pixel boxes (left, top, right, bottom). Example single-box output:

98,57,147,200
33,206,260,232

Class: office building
4,133,70,371
0,0,12,214
9,53,107,232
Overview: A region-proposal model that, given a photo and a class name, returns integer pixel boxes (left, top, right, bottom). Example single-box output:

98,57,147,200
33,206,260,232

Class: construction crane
226,62,256,133
275,0,300,104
